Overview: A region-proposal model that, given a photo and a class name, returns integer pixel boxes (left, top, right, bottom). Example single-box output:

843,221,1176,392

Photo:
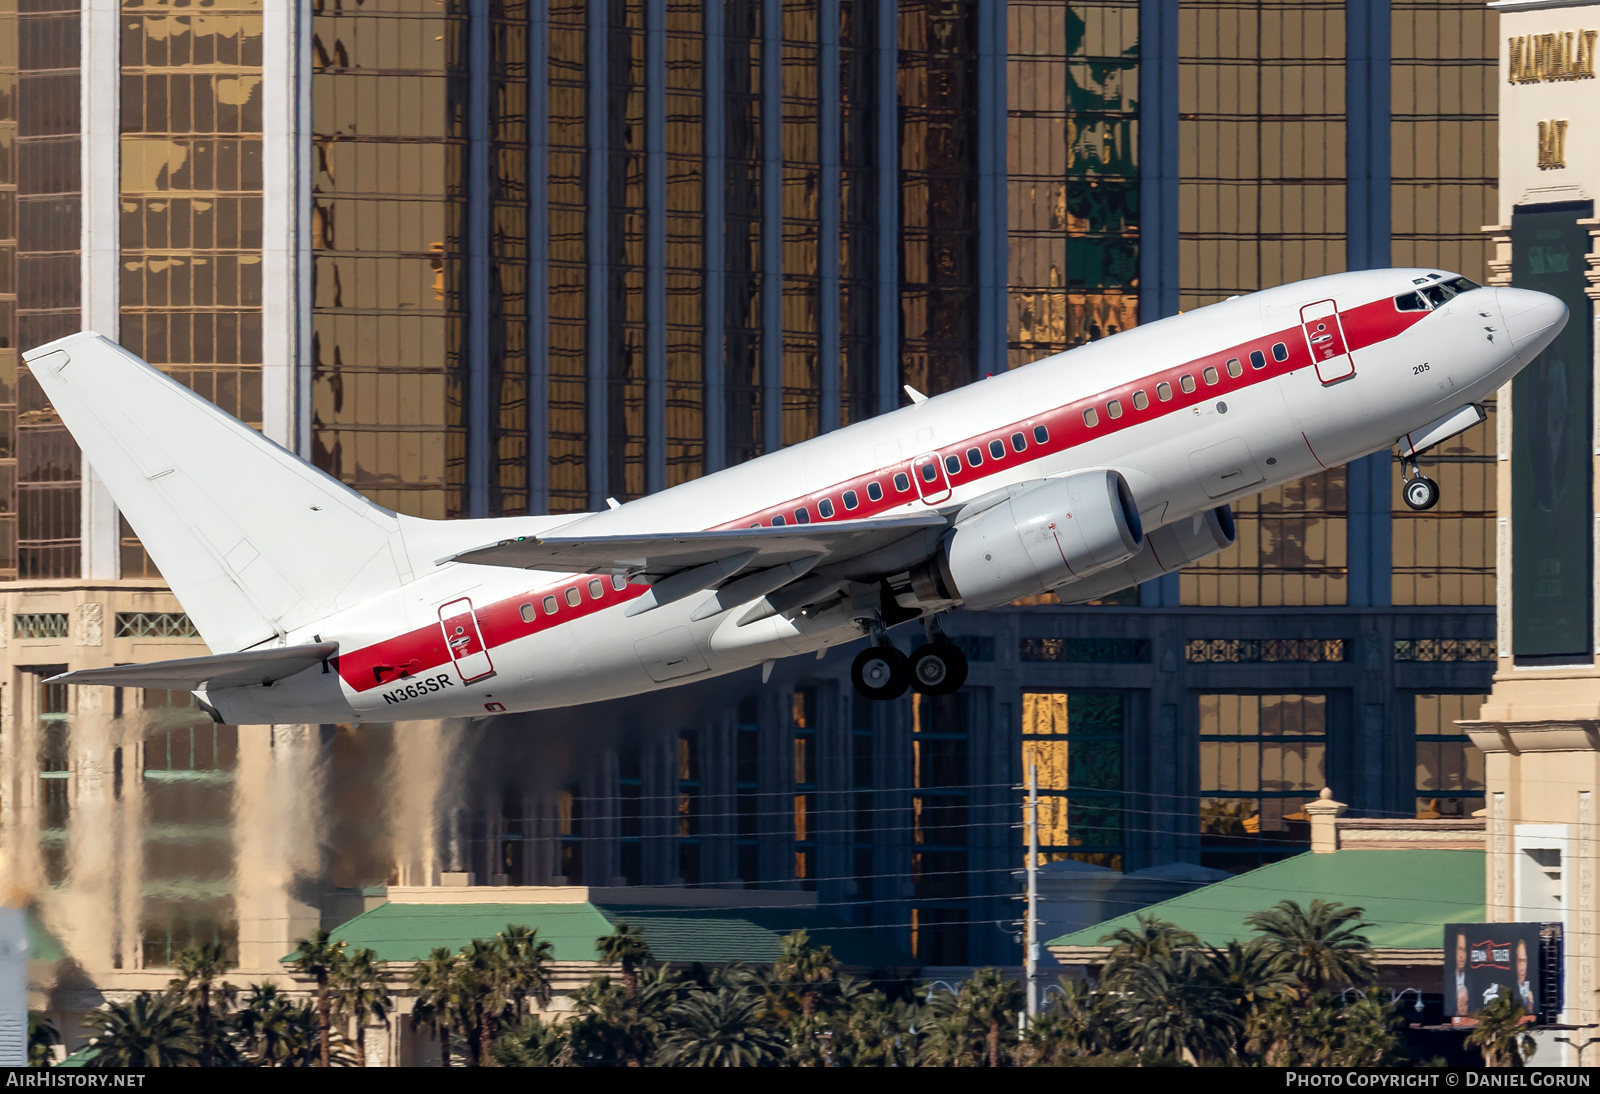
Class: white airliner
26,269,1565,724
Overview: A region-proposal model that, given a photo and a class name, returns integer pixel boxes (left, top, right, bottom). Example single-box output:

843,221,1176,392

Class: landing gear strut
851,614,910,700
1401,455,1440,512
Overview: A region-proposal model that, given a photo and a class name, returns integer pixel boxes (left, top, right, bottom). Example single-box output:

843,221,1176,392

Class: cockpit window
1421,285,1450,307
1444,276,1480,294
1395,292,1428,311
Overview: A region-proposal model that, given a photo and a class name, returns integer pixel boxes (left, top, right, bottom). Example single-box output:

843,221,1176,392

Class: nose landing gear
1401,456,1440,512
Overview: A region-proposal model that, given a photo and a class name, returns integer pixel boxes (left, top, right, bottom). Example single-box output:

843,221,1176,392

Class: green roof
27,912,65,964
1048,850,1484,950
318,900,915,970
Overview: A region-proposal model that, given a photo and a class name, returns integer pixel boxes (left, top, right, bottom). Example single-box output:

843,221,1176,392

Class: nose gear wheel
1399,454,1440,512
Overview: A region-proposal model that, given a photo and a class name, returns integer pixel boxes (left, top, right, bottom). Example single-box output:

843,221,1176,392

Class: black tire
851,645,911,700
1403,475,1440,512
909,642,969,696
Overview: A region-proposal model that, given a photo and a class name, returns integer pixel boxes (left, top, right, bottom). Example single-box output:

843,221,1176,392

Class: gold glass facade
1390,1,1498,606
1021,690,1125,869
780,1,818,446
489,0,530,516
119,1,264,576
607,2,647,501
898,0,977,397
1006,1,1138,367
0,2,17,579
1413,691,1485,819
310,0,464,519
547,0,586,510
664,1,704,485
1178,1,1349,606
1199,692,1327,871
15,0,80,580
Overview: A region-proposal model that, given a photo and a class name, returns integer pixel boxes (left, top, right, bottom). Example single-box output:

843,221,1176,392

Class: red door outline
911,452,952,504
1300,299,1355,384
438,597,496,684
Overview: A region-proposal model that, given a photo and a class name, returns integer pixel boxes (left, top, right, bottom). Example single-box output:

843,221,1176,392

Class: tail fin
24,333,409,652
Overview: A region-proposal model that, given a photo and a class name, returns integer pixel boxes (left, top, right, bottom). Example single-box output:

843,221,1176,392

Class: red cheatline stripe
338,293,1427,694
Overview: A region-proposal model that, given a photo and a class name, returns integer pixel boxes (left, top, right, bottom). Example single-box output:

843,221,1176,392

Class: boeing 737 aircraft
24,269,1565,724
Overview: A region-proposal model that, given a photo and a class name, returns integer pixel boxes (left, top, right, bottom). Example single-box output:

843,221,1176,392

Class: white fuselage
202,269,1563,724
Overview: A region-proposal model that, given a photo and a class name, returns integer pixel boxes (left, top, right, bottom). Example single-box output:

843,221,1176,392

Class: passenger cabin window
543,595,559,614
1202,366,1219,385
843,489,859,509
966,447,983,467
919,463,938,483
1011,432,1026,452
1156,381,1172,401
589,578,604,598
1107,399,1123,419
867,482,883,501
1395,291,1428,311
773,514,786,526
1083,407,1099,427
945,454,961,474
1179,375,1196,393
893,472,910,492
1272,341,1289,362
1226,358,1242,378
612,574,628,590
818,498,835,518
989,439,1005,459
520,602,536,623
795,507,810,523
1033,424,1049,444
1132,390,1149,410
565,588,581,607
1249,350,1266,369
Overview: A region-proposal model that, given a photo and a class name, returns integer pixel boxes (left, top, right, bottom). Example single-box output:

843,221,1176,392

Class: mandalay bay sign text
1509,30,1599,83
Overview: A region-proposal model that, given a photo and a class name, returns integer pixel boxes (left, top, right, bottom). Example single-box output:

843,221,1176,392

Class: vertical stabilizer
23,333,409,652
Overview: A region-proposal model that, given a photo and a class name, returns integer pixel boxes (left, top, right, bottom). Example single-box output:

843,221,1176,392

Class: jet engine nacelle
940,470,1143,610
1056,505,1236,604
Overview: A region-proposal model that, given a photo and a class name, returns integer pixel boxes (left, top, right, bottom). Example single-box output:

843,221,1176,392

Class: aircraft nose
1497,287,1569,360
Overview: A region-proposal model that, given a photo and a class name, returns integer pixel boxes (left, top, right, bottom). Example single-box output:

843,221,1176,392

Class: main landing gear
850,615,968,700
1400,455,1440,512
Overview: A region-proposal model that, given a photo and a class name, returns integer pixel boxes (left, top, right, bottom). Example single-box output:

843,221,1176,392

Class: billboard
1443,923,1544,1018
1511,202,1594,659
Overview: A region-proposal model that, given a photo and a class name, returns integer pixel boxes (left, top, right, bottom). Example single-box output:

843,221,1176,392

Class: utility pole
1026,763,1040,1023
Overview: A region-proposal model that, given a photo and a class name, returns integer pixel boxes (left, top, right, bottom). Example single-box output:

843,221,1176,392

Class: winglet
903,384,928,404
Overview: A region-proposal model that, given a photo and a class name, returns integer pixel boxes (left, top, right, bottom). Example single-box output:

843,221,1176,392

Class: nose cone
1497,287,1570,360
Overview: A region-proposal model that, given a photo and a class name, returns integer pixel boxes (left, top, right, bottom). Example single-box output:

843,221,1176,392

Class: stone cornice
1462,719,1600,754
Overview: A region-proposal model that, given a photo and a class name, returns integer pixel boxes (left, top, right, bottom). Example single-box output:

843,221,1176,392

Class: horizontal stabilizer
444,513,949,578
47,642,338,691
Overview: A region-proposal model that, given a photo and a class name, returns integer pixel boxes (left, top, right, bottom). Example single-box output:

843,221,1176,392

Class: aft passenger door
1300,300,1355,384
438,597,496,683
911,452,952,504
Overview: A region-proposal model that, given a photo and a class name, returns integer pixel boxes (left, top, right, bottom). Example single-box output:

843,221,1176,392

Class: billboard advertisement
1443,923,1544,1018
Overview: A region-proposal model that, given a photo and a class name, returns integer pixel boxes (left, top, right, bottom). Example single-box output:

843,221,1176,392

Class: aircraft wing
443,513,950,577
47,641,338,691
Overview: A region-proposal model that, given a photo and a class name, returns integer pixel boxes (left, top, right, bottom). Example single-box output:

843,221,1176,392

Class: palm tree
169,941,234,1066
333,947,391,1067
458,937,508,1065
289,928,347,1066
234,983,300,1066
774,929,838,1018
28,1012,59,1067
1099,914,1200,988
654,984,787,1066
838,991,919,1067
411,947,462,1067
596,921,652,1005
497,924,555,1021
81,993,199,1068
1017,978,1125,1063
917,986,984,1067
491,1013,568,1067
962,968,1022,1067
1467,990,1537,1067
1118,950,1240,1064
567,965,678,1067
1246,899,1377,996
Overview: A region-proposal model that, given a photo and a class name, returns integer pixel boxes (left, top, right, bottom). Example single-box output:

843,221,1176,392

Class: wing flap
443,513,949,576
47,641,339,691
